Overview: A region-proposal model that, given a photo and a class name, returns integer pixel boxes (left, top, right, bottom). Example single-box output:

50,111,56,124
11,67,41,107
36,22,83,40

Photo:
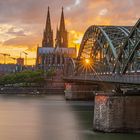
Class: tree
0,70,45,86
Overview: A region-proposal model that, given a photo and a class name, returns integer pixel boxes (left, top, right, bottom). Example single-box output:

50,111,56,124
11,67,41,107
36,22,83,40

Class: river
0,94,139,140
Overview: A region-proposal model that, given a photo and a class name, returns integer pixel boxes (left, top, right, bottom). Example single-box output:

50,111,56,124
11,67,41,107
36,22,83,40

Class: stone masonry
93,94,140,133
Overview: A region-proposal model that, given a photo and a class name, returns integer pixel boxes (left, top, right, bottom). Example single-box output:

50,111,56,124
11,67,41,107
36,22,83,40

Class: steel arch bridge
64,19,140,85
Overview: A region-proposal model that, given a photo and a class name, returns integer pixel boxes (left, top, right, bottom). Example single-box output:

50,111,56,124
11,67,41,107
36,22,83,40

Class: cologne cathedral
36,7,76,69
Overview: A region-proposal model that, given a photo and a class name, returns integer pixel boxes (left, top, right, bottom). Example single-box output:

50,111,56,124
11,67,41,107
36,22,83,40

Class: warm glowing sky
0,0,139,65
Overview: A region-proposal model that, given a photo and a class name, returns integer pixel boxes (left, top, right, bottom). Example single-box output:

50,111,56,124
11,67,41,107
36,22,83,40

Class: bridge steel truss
114,19,140,74
64,19,140,85
77,25,132,75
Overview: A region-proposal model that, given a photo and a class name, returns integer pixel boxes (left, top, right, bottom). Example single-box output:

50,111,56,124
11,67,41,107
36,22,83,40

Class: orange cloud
0,0,139,65
69,30,83,46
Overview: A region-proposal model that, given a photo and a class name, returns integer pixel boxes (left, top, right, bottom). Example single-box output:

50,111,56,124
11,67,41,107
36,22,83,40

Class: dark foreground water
0,94,139,140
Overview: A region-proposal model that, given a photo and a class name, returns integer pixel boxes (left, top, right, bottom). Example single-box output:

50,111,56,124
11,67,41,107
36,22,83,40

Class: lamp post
20,51,28,66
23,51,28,66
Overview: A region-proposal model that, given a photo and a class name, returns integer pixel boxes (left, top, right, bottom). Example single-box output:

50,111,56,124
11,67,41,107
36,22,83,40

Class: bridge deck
64,74,140,85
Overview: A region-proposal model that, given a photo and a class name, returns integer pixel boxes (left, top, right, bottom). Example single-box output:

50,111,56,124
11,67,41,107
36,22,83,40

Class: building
36,7,76,70
17,58,24,66
0,64,17,74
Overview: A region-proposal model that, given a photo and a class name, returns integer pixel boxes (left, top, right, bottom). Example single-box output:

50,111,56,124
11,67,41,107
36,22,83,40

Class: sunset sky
0,0,139,65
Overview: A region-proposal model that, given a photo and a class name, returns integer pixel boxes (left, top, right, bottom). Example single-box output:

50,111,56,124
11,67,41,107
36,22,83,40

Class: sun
85,58,90,65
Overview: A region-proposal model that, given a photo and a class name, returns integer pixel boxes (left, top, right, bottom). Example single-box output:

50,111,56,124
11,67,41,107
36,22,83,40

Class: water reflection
0,94,139,140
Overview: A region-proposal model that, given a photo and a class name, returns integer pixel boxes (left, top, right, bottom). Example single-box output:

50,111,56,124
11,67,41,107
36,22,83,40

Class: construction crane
0,53,10,64
22,51,28,66
10,57,17,64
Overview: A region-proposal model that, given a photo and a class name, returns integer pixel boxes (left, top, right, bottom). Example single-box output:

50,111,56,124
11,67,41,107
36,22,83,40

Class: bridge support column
64,83,97,100
93,93,140,133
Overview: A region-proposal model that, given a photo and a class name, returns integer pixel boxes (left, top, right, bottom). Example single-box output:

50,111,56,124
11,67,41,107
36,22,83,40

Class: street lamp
22,51,28,66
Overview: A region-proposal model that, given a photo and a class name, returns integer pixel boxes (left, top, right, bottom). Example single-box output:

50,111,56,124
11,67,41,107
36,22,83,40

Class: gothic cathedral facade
36,7,76,69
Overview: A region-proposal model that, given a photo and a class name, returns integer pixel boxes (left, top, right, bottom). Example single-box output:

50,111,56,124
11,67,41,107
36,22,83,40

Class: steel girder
77,25,131,75
64,58,76,76
114,19,140,74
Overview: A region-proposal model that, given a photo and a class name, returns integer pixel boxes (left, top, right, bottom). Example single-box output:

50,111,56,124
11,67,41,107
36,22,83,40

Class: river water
0,94,139,140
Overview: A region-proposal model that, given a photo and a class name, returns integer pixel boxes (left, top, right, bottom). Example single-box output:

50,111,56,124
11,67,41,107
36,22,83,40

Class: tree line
0,69,56,86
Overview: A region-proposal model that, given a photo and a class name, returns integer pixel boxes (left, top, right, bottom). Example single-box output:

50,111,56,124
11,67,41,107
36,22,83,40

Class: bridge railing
65,74,140,84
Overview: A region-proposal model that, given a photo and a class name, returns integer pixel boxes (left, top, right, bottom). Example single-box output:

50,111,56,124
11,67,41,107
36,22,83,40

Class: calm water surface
0,94,139,140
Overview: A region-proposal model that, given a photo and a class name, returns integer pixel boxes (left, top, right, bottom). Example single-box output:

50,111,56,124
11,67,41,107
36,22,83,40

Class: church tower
42,7,53,47
56,7,68,48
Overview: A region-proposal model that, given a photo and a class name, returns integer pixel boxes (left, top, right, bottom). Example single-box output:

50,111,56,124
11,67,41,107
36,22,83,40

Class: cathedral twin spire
42,7,68,48
59,7,65,32
42,7,53,48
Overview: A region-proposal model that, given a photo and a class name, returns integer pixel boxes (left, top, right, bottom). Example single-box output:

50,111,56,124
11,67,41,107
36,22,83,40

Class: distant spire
55,7,68,48
42,7,53,48
59,7,65,31
45,6,51,31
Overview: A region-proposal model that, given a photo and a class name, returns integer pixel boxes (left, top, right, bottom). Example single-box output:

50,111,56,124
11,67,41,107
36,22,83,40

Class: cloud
6,27,26,36
3,34,40,48
66,0,81,11
0,0,139,30
0,0,74,24
99,8,108,16
0,0,139,64
75,0,81,6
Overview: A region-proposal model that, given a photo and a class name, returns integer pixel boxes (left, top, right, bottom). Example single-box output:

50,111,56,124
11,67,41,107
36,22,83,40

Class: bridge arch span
77,25,131,74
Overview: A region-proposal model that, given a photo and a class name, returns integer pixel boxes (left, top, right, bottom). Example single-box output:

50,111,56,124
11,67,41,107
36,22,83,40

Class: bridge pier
93,92,140,133
64,83,97,100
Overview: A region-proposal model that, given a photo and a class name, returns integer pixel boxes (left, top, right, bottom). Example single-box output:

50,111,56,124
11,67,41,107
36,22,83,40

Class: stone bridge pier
64,82,98,100
93,92,140,133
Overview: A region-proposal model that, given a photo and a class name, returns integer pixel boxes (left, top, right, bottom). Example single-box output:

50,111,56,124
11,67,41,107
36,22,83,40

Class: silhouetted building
0,64,16,74
17,58,24,66
36,7,76,70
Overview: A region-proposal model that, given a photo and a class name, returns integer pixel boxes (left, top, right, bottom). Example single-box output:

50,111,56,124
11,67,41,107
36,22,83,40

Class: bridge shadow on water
0,94,139,140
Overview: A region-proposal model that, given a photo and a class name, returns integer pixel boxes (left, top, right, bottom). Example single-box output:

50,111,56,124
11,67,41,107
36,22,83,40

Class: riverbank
0,86,65,94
